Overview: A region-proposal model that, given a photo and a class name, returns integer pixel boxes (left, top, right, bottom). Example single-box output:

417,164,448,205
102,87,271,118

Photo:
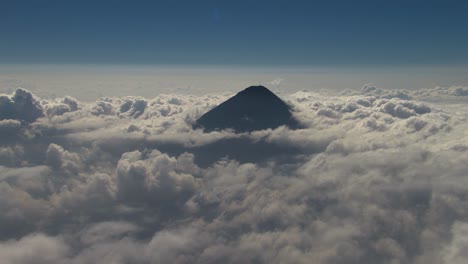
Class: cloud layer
0,86,467,263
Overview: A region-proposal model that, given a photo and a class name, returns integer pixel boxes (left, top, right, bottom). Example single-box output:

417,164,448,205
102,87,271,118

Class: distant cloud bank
0,86,467,263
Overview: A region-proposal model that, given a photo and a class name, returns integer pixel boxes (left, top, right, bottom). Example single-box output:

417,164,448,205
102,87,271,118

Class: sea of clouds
0,85,468,264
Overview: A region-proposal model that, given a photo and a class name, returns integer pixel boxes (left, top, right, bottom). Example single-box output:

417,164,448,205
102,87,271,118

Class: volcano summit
193,85,302,132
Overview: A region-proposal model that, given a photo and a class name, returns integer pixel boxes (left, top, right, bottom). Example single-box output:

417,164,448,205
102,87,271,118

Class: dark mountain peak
193,86,302,133
238,85,274,95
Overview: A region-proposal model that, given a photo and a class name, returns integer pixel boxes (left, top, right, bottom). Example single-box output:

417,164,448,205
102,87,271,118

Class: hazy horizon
2,63,468,101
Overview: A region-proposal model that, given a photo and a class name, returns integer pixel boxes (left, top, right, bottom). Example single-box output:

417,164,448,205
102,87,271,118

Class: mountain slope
193,86,302,132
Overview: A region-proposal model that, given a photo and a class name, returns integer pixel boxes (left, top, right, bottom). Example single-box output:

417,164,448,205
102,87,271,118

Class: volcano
193,86,302,132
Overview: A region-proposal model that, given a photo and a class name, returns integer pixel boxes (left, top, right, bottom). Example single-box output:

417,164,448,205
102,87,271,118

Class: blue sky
2,0,468,66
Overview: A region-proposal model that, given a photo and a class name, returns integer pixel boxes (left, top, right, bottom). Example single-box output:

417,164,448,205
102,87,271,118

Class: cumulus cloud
0,86,467,263
359,84,412,100
43,96,80,117
0,88,43,122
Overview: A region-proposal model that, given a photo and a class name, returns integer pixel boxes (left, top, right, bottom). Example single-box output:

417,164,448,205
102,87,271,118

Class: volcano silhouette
193,86,302,133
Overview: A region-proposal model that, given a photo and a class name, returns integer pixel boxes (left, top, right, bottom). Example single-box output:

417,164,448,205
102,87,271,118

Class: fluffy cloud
43,96,80,117
0,86,467,263
0,88,43,122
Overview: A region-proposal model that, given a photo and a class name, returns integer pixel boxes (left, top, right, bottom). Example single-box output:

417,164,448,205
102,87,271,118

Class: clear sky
2,0,468,66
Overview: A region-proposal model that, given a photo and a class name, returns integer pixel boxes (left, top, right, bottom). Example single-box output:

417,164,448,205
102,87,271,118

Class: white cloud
443,222,468,264
0,88,43,122
270,78,285,86
0,86,467,263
